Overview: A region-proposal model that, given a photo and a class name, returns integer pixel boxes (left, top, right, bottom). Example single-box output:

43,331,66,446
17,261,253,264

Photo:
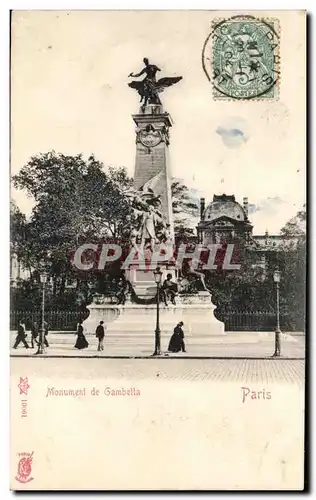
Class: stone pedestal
126,263,178,297
83,292,225,350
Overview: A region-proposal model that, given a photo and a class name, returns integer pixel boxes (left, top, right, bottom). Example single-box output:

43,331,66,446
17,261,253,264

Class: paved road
11,356,305,385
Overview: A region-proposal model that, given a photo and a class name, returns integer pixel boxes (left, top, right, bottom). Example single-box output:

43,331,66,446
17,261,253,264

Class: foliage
171,179,199,238
280,204,306,239
277,207,306,329
207,207,306,330
205,243,272,311
11,152,138,304
10,201,27,255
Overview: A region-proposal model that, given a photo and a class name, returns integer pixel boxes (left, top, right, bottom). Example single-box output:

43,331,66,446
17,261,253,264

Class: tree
10,201,38,280
280,205,306,239
11,152,138,302
10,200,27,258
205,242,272,312
277,206,306,330
206,206,307,331
171,179,199,239
11,151,168,308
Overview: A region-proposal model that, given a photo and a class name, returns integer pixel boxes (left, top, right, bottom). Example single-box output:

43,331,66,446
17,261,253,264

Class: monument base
126,260,178,297
83,292,225,350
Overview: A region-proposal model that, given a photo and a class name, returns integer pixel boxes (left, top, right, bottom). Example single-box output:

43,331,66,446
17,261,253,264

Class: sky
11,10,306,234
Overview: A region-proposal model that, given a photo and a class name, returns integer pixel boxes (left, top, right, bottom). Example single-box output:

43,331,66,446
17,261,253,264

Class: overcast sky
11,10,305,234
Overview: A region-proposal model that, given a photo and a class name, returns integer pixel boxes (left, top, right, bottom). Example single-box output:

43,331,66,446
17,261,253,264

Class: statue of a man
129,58,161,84
182,261,210,293
128,58,161,107
128,58,182,111
139,206,163,253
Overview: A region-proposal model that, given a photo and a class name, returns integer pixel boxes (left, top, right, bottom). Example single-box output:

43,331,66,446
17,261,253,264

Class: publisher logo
15,452,34,483
18,377,30,396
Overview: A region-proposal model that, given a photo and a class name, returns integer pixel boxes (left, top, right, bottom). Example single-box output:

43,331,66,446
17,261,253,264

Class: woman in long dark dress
168,321,186,353
74,320,89,350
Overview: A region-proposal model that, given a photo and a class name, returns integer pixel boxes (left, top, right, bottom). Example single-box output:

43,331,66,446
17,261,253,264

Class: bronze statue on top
128,58,182,111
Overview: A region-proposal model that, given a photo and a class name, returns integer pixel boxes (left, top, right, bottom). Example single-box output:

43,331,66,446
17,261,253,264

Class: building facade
197,194,284,260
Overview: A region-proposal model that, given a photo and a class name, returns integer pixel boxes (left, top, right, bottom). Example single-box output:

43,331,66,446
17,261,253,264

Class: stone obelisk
133,103,174,239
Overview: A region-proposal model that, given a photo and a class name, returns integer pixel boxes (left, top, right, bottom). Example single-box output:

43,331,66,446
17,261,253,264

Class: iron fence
215,309,292,331
10,310,89,331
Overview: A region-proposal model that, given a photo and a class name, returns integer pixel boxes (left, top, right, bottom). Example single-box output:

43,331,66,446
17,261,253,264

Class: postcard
10,10,306,490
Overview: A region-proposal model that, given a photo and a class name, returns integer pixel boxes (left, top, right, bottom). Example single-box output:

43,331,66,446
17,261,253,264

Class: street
11,353,304,385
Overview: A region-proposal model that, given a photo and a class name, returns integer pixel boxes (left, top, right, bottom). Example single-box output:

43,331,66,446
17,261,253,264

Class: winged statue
128,58,182,110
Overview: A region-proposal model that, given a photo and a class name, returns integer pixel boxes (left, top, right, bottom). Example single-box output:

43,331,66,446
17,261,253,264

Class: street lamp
35,272,47,355
153,266,163,356
273,267,281,357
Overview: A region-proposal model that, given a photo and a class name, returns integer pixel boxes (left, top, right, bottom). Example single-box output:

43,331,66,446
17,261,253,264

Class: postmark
202,15,280,100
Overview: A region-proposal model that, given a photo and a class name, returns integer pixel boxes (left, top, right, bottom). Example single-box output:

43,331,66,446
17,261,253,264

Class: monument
126,58,181,295
129,57,180,236
84,58,224,350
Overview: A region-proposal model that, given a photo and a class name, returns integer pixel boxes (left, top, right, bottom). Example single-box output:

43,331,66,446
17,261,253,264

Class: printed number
262,73,273,85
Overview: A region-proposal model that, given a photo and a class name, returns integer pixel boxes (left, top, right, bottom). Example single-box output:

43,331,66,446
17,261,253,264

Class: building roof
252,234,297,250
203,194,248,223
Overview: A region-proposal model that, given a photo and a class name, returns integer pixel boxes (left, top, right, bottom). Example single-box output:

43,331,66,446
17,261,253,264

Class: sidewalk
10,331,305,359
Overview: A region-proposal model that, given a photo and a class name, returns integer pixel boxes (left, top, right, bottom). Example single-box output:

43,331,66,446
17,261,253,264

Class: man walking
95,321,105,351
13,320,30,349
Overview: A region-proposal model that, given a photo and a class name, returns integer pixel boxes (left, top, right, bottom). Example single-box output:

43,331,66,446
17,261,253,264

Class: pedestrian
168,321,186,353
43,321,49,348
36,321,49,350
13,320,30,349
95,320,105,351
74,320,89,350
30,321,39,348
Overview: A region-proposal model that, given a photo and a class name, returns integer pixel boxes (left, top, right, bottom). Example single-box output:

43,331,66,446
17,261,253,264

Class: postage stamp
202,15,280,100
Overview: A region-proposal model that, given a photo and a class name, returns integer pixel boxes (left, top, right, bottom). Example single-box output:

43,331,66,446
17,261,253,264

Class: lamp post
35,272,47,355
153,266,163,356
273,267,281,357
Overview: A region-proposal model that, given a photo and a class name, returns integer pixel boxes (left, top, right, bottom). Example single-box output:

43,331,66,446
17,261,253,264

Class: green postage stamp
202,15,280,100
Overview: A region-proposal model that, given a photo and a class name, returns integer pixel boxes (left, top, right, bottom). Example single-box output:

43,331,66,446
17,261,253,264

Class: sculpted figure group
128,189,172,255
114,266,210,307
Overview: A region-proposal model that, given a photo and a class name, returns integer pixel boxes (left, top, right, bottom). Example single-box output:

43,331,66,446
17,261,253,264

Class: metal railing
10,310,89,331
215,309,292,331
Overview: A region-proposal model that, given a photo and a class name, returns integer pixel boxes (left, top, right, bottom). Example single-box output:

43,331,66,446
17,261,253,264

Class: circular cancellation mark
202,15,280,100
